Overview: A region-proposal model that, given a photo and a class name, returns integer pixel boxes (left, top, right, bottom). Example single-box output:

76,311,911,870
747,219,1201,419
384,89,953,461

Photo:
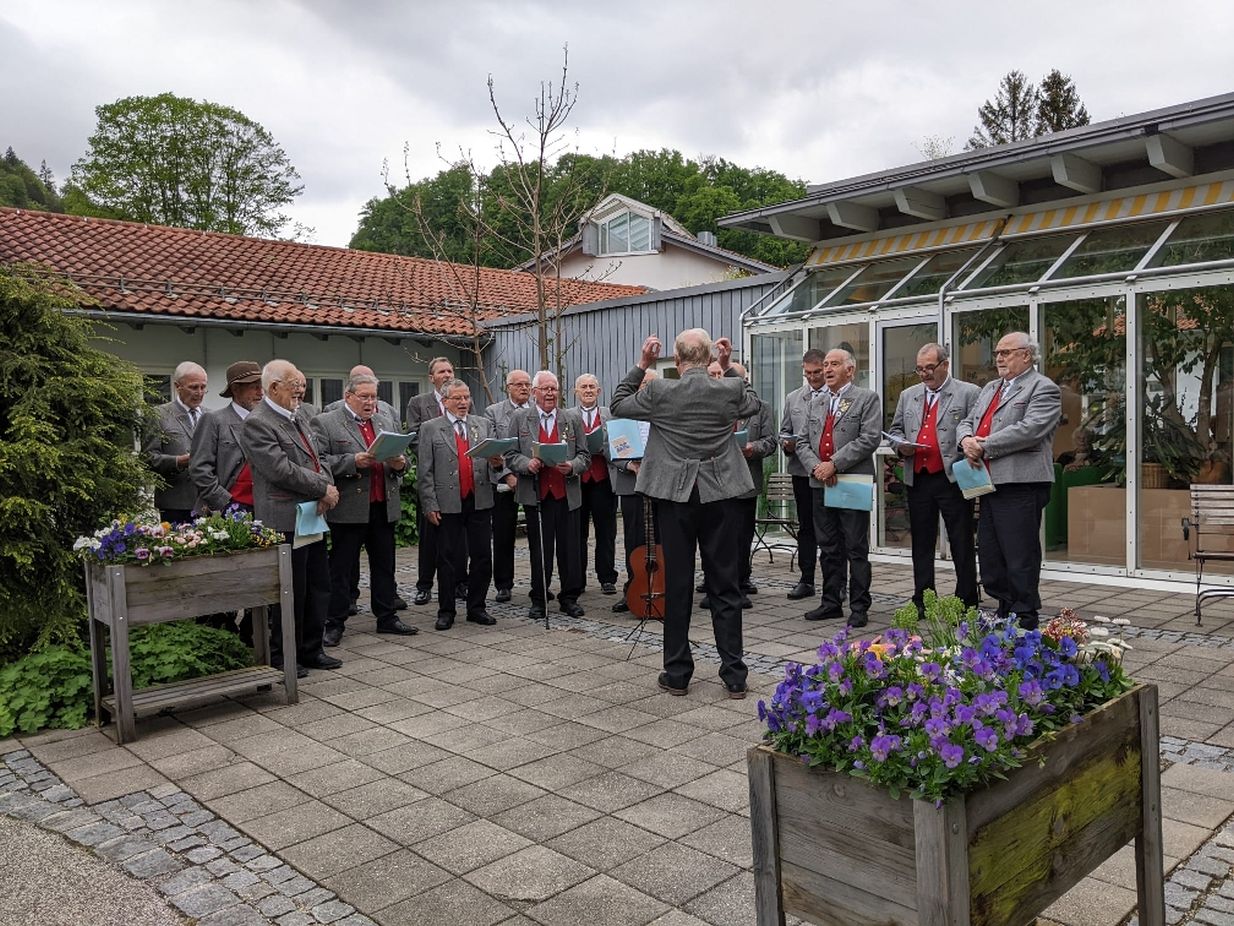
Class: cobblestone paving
0,749,373,926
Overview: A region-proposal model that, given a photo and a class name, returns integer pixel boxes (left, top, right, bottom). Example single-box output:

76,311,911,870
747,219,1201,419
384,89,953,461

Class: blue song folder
951,459,996,499
607,418,647,460
823,474,874,511
294,500,330,548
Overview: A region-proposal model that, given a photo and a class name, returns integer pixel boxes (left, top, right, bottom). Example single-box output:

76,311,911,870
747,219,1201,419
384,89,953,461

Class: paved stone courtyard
6,541,1234,926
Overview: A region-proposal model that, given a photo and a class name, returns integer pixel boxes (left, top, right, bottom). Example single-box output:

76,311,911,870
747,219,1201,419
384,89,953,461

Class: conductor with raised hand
610,330,762,700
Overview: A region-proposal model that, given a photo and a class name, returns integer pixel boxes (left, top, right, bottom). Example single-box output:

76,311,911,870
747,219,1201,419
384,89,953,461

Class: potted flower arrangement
76,508,297,744
748,595,1164,926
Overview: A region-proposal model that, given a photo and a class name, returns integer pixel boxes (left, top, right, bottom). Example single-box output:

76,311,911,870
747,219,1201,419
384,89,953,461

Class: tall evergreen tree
0,147,65,212
967,71,1041,149
1036,69,1091,134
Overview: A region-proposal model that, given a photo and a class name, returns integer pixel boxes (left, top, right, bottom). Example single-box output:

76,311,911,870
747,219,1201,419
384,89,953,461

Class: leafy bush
0,265,151,660
0,622,252,737
394,462,419,548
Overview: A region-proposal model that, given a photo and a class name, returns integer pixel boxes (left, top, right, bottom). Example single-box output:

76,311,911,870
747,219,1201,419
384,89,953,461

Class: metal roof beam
767,214,821,242
968,171,1020,208
1147,133,1194,178
825,201,879,233
1051,153,1102,193
893,186,946,221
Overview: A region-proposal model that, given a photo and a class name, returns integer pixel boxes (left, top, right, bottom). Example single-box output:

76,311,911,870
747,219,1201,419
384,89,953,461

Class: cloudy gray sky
4,0,1233,247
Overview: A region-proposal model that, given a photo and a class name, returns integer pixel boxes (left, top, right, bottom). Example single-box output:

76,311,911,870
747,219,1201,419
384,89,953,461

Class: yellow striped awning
806,178,1234,268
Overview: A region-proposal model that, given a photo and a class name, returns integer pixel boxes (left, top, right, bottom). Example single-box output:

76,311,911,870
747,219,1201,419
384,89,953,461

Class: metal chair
1181,484,1234,625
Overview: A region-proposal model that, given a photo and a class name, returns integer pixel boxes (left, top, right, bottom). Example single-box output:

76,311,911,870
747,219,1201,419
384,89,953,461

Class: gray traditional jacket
418,414,499,513
143,400,198,511
956,369,1062,484
190,403,249,512
239,400,334,533
309,405,404,524
502,406,590,509
888,378,980,486
795,385,882,487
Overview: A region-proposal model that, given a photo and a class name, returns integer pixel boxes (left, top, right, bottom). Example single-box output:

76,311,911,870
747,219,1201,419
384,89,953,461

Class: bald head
674,328,713,370
349,364,375,379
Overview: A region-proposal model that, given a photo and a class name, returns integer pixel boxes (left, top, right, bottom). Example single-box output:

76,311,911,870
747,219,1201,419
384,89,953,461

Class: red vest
229,462,254,506
538,418,566,500
358,418,386,503
914,394,945,475
975,382,1004,439
453,421,474,498
580,408,607,484
818,409,837,462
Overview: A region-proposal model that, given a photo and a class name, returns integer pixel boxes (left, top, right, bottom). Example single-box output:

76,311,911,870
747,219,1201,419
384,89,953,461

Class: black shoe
376,619,418,636
658,672,688,696
322,624,343,648
495,588,512,603
527,606,546,620
739,595,752,609
302,653,343,670
601,582,617,595
847,613,869,629
435,613,455,631
700,597,711,610
725,682,748,700
455,582,469,600
740,581,758,595
560,602,585,618
546,590,556,601
393,596,408,611
612,599,629,613
1018,614,1039,631
805,606,843,622
695,582,707,593
273,662,309,679
347,602,359,616
467,611,497,625
413,589,432,606
787,582,815,600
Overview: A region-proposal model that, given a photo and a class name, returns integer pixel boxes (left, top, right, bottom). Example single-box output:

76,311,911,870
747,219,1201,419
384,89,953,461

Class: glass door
876,318,940,551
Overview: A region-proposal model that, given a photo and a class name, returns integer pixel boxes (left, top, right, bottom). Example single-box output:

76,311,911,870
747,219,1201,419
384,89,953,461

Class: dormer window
599,210,653,255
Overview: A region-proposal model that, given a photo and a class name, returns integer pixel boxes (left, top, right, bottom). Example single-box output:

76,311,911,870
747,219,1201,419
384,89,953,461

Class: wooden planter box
86,544,298,744
747,684,1164,926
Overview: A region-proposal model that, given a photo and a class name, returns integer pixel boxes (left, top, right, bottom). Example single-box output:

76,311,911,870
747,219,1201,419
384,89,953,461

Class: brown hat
221,361,262,398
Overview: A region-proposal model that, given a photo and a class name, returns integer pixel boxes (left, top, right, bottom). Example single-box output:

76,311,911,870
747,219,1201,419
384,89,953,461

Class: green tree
67,92,303,237
0,265,150,660
351,162,487,263
0,147,65,212
1036,69,1090,134
968,70,1041,149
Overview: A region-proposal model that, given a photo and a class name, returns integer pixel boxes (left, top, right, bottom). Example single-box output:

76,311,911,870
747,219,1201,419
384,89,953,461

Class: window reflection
1150,210,1234,267
820,255,924,307
762,266,860,316
1050,221,1170,280
963,236,1075,290
952,307,1031,386
891,248,981,300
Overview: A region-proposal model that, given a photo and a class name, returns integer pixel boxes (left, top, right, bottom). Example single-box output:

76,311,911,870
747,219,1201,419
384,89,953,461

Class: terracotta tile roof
0,208,646,337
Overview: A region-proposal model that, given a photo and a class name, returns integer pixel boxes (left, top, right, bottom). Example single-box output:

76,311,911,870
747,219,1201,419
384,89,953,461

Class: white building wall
555,244,743,291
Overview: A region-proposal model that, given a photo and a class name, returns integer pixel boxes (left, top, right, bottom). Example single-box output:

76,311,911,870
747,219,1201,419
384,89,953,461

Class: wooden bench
752,472,799,568
1181,485,1234,625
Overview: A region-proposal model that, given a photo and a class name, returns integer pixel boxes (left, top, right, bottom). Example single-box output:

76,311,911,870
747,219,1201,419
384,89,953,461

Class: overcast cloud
3,0,1233,246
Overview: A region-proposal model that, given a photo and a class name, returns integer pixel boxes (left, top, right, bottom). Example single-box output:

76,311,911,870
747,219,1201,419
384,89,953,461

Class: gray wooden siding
472,272,790,400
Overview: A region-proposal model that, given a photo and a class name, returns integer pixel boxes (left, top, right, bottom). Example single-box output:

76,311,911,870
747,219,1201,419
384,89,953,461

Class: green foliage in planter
893,589,976,649
395,462,419,548
0,265,150,661
0,623,251,737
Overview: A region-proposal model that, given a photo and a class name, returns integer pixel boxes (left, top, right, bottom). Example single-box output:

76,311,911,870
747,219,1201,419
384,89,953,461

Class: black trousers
327,503,398,629
813,491,872,618
579,477,619,585
791,475,818,584
271,533,328,666
736,496,757,585
415,510,437,592
158,507,194,526
526,495,582,606
437,498,493,618
620,492,661,591
658,490,747,689
978,481,1051,627
491,488,519,592
906,470,978,608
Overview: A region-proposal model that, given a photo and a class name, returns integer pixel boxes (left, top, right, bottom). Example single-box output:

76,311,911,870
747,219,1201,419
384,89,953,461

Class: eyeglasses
914,363,942,375
993,347,1029,358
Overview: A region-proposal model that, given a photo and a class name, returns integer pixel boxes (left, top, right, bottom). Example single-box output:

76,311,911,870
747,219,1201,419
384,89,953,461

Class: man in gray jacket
143,361,208,523
311,373,414,646
611,330,761,699
420,379,505,630
484,369,532,602
778,349,828,599
406,357,456,606
957,332,1062,629
795,348,882,628
888,343,981,612
191,361,263,514
239,360,341,675
503,371,590,620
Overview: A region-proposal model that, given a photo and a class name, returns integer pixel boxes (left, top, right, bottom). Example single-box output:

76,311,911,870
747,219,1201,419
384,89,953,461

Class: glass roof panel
819,255,925,307
961,234,1077,290
1050,220,1171,279
1150,209,1234,267
760,265,861,316
890,248,981,300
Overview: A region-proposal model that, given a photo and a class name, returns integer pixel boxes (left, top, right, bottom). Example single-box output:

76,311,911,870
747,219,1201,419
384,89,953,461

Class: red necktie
975,382,1004,439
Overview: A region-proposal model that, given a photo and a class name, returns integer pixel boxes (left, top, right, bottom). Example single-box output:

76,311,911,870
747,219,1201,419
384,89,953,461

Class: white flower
1090,627,1110,637
1090,614,1111,624
1111,618,1131,626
